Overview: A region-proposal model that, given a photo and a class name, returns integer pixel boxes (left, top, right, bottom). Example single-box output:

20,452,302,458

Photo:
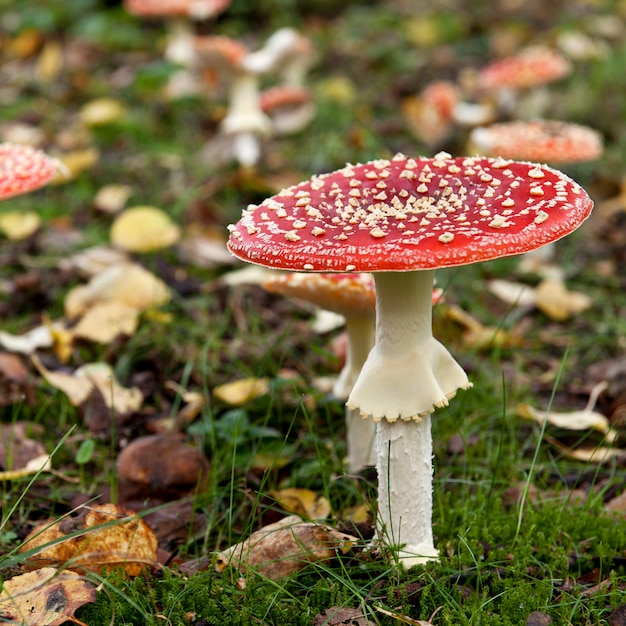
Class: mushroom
0,143,61,200
264,272,377,471
477,46,572,118
227,152,593,566
195,35,272,167
469,120,603,164
468,119,603,275
124,0,231,97
260,85,316,136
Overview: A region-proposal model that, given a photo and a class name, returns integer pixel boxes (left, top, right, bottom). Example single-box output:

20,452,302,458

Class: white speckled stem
376,417,439,565
347,270,470,422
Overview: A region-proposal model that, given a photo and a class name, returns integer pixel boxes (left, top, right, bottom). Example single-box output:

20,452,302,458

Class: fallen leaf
374,605,434,625
93,184,132,214
58,244,129,277
117,433,210,503
0,210,41,240
313,606,375,626
213,378,270,406
0,422,48,473
110,206,181,252
52,148,99,182
21,503,158,576
533,278,593,321
36,40,63,83
79,97,127,126
0,325,54,354
32,356,143,412
64,262,171,318
0,454,51,481
518,381,615,442
487,279,536,307
71,301,140,343
74,362,143,413
269,488,331,520
216,515,357,579
178,230,238,267
0,567,96,626
445,304,523,349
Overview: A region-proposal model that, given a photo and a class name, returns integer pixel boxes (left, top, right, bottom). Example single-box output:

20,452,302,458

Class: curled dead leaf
0,210,41,240
216,515,357,579
20,503,158,576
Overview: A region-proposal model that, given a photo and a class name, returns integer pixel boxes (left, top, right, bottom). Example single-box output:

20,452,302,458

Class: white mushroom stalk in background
263,272,377,472
227,152,593,567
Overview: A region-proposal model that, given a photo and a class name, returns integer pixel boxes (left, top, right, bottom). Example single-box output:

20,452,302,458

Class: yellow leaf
71,301,140,343
269,488,331,520
110,205,180,252
533,278,592,321
0,568,96,626
36,40,63,82
32,354,94,407
0,325,53,354
79,98,127,126
213,377,270,406
75,362,143,413
64,262,171,318
0,210,41,240
20,503,158,576
52,148,100,182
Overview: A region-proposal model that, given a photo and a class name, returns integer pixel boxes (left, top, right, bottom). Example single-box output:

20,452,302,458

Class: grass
1,0,626,624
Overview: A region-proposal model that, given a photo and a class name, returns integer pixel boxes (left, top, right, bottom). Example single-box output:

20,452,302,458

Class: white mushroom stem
164,18,197,67
346,269,471,565
332,317,376,473
347,270,470,422
333,317,375,400
376,417,439,565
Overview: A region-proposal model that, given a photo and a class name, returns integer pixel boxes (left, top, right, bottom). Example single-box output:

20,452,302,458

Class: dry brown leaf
533,278,592,321
71,301,140,343
313,606,375,626
213,377,270,406
0,210,41,240
269,488,331,520
0,567,96,626
21,503,158,576
110,206,180,252
0,422,48,473
64,262,171,319
216,515,357,579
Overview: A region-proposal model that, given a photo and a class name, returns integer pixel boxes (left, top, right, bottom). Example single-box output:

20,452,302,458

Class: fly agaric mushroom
124,0,231,97
0,143,60,200
264,272,377,471
260,85,315,136
195,35,272,167
227,152,593,566
478,46,572,118
469,119,603,164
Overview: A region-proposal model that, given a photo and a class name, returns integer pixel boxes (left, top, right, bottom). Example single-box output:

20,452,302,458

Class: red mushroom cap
478,46,572,91
260,85,312,113
0,143,60,201
470,120,603,163
124,0,229,18
227,152,593,272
